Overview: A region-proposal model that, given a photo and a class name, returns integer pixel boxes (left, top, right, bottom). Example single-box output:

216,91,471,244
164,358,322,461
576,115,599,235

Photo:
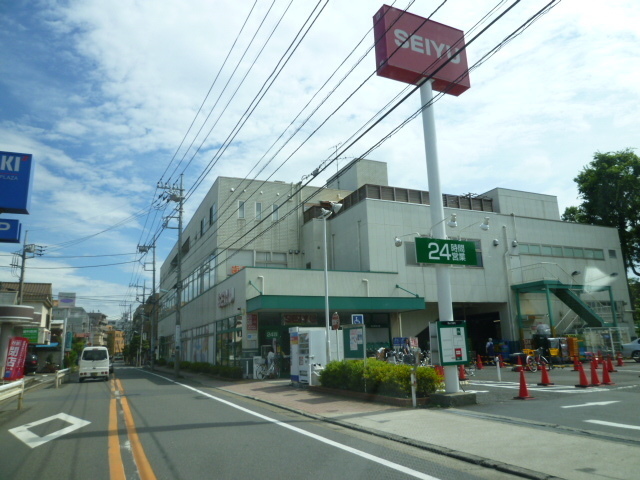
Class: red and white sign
331,312,340,330
3,337,29,381
373,4,470,95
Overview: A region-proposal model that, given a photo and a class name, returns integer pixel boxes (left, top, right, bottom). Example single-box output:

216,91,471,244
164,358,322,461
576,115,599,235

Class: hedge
159,359,243,379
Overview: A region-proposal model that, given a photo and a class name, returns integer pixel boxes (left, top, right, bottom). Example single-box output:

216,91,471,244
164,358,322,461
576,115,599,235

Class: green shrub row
158,359,243,379
319,359,444,398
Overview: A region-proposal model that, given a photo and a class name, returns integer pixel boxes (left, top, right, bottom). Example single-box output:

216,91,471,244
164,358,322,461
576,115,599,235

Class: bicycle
525,348,553,373
255,359,280,380
464,361,476,377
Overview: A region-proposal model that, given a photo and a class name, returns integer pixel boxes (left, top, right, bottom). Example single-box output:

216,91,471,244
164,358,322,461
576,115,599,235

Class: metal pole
17,231,28,305
151,243,157,370
420,79,459,394
323,214,331,364
174,174,184,378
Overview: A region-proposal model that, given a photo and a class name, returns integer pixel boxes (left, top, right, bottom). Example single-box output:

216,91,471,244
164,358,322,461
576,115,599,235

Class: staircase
550,287,605,328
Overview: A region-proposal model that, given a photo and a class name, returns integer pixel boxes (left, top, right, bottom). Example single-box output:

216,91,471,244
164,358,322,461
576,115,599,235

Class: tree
563,149,640,276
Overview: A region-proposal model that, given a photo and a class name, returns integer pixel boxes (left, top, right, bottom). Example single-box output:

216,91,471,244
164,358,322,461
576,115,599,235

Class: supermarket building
156,159,633,366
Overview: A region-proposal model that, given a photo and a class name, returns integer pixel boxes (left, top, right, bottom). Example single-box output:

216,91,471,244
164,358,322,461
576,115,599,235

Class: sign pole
420,79,459,394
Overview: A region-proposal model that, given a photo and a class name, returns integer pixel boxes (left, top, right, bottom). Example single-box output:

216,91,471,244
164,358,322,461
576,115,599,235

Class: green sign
265,329,280,339
415,238,477,265
23,328,39,343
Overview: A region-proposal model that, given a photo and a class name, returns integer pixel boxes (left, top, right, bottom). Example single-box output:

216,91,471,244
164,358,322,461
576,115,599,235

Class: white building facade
157,159,633,367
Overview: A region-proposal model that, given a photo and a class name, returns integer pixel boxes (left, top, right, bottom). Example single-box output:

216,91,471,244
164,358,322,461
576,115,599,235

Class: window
200,219,205,236
210,203,217,227
541,245,553,256
238,201,245,219
255,202,262,220
528,244,541,255
609,249,617,259
256,251,287,268
272,204,279,221
552,246,563,257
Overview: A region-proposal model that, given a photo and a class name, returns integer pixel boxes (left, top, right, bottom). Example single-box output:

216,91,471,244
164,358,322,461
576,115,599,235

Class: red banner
4,337,29,381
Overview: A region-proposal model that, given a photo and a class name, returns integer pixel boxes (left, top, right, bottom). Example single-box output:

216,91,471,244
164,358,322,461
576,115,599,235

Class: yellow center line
116,377,157,480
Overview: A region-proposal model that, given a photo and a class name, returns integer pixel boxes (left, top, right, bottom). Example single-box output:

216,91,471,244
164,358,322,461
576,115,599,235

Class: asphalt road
455,360,640,442
0,365,527,480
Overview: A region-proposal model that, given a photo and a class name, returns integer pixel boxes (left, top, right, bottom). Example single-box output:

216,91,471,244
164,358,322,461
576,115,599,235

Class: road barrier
0,379,25,410
55,368,71,388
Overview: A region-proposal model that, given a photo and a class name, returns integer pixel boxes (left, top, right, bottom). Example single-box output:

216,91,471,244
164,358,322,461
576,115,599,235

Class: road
456,360,640,442
0,365,525,480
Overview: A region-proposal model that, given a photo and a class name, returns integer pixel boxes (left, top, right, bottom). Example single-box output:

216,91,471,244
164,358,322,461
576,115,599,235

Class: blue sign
0,219,21,243
351,314,364,324
0,151,34,214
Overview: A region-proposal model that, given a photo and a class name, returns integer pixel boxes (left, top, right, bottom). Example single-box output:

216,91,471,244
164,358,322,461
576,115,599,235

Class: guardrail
55,368,71,388
0,379,25,410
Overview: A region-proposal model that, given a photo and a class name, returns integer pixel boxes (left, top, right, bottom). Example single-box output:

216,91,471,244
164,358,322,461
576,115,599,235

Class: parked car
621,338,640,362
24,353,39,375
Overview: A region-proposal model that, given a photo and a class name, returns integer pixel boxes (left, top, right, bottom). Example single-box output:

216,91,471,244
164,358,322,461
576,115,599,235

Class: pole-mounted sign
373,4,470,95
0,151,34,214
415,237,477,266
0,218,21,243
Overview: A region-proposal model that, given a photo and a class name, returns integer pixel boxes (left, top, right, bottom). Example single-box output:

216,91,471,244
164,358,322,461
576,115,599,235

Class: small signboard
331,312,340,330
351,314,364,324
342,325,366,360
437,321,468,366
4,337,29,380
0,219,22,243
415,238,477,265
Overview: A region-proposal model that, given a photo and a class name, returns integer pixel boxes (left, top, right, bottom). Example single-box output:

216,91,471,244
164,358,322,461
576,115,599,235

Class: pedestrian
486,338,495,364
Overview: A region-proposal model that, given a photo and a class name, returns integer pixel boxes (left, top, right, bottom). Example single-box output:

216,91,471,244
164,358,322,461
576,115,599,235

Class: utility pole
138,241,156,370
159,174,184,378
14,231,44,304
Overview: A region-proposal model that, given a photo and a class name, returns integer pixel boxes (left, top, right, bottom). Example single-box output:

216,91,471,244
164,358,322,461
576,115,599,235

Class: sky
1,0,639,321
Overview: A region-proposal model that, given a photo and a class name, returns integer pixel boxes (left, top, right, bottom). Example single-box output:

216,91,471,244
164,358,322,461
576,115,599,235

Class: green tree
563,149,640,276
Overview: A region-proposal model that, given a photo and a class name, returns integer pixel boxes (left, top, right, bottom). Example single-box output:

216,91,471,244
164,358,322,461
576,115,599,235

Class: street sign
331,312,340,330
351,314,364,324
0,151,34,214
415,237,477,265
0,219,21,243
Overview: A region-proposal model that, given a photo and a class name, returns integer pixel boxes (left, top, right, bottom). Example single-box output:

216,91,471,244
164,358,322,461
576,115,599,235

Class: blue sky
1,0,639,320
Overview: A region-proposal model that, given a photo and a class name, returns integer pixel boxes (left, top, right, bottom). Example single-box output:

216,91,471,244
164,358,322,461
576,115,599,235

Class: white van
78,346,110,382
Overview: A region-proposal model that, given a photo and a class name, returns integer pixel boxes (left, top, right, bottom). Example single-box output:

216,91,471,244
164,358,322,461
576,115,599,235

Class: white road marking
561,401,620,408
9,413,91,448
585,420,640,431
146,371,440,480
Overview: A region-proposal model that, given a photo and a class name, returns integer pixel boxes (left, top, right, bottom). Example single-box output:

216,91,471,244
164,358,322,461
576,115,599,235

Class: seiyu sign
0,151,35,214
373,4,470,95
0,219,21,243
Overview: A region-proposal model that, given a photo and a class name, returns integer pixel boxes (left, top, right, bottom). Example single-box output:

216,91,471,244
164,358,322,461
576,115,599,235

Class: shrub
156,358,167,366
319,359,443,398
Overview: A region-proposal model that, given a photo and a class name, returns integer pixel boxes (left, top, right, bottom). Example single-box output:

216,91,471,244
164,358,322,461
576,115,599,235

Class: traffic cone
616,352,624,367
515,355,523,372
606,357,617,373
575,363,591,388
477,354,484,370
537,363,554,386
601,361,615,385
458,364,467,381
572,356,581,371
499,354,505,368
590,359,601,386
514,368,534,399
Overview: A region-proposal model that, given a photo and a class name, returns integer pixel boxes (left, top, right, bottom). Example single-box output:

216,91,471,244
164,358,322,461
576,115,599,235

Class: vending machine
289,327,327,385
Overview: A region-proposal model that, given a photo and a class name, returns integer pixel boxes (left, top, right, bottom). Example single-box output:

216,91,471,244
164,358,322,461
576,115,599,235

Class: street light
318,201,342,365
456,216,490,239
428,214,458,237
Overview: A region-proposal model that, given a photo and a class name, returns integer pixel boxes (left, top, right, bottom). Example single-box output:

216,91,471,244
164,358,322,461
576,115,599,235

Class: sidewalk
154,367,638,480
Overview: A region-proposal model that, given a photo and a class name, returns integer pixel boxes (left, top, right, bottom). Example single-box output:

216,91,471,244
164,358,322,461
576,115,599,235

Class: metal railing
55,368,71,388
0,379,25,410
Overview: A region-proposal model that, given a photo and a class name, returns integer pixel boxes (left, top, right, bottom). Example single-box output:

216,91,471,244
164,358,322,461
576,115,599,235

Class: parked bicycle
255,359,280,379
464,361,476,377
525,347,553,373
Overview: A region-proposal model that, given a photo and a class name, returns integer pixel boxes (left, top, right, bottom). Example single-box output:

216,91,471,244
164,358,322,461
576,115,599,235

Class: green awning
247,295,424,313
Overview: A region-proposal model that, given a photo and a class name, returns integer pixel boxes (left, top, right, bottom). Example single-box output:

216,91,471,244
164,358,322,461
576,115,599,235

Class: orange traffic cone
514,368,534,399
572,356,581,371
477,354,484,370
537,363,554,386
607,357,617,373
616,352,624,367
601,361,615,385
590,359,601,386
575,363,591,388
458,364,467,381
515,355,523,372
